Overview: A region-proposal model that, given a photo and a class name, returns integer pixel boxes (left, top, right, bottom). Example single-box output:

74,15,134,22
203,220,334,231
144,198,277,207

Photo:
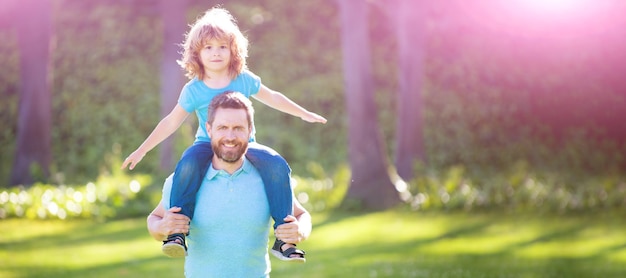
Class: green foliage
404,135,626,213
0,28,18,182
292,162,350,212
230,0,346,175
0,162,348,221
0,143,347,220
1,1,345,185
50,4,163,182
0,147,154,220
2,0,625,221
0,176,150,220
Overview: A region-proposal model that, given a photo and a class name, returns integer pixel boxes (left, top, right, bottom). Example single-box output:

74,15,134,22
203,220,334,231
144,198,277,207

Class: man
147,91,311,277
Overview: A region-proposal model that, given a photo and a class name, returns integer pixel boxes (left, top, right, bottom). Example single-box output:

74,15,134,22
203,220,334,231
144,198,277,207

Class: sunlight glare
129,180,141,193
520,0,587,15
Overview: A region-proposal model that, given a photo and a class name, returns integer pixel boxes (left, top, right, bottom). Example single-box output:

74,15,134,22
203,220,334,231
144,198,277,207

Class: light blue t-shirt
178,70,262,142
162,158,272,278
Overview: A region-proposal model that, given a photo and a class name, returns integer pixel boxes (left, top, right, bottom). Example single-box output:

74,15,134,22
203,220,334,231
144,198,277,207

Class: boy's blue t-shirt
178,70,261,142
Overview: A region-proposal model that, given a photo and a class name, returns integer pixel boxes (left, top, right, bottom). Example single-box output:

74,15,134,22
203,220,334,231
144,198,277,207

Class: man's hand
275,215,305,244
155,207,190,241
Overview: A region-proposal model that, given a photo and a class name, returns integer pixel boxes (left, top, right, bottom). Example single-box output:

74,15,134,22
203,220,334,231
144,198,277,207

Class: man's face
207,108,250,163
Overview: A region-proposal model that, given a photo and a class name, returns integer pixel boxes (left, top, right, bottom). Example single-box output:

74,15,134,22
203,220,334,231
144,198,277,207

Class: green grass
2,210,626,277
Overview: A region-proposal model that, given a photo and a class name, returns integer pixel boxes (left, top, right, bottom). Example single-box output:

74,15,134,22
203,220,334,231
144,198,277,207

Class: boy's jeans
170,141,293,230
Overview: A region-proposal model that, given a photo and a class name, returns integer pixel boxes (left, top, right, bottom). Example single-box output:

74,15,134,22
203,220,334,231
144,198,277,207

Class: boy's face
199,38,231,75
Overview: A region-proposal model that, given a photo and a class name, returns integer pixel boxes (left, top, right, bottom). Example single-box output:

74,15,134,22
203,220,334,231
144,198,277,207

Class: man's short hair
207,91,255,128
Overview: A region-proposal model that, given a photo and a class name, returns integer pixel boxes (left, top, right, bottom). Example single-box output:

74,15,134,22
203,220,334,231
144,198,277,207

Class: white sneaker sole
162,243,187,258
270,249,306,263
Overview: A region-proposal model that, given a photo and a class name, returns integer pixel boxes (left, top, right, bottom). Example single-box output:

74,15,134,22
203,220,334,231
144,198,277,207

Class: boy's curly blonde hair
178,7,249,80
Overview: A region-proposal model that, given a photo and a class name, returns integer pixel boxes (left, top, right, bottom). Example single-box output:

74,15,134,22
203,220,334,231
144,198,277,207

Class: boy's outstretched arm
253,84,327,124
121,104,190,170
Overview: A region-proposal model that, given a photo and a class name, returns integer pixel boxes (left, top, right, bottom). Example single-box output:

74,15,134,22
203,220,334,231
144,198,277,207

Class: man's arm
274,197,312,244
147,202,191,241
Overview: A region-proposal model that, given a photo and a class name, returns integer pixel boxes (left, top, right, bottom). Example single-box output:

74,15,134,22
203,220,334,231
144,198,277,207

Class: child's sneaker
270,239,306,263
162,233,187,258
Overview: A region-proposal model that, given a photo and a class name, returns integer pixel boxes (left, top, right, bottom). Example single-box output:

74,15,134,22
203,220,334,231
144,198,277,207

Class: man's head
206,91,254,164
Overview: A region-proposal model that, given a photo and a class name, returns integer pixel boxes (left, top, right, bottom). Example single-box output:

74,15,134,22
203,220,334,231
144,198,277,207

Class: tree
391,0,426,181
336,0,399,209
158,0,189,171
10,0,53,186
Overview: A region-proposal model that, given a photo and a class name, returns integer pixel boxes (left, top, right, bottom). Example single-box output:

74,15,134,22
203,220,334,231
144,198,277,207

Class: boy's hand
301,112,327,124
121,150,145,170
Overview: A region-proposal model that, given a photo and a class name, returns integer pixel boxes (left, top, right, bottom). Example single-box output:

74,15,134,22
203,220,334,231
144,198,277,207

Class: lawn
1,210,626,277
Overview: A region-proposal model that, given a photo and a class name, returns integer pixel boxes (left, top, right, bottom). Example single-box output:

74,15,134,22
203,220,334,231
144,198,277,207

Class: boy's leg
163,142,213,258
171,141,213,218
246,142,293,229
246,142,305,262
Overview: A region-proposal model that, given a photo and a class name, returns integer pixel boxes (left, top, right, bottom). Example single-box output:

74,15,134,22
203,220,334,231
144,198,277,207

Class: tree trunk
10,0,53,186
337,0,399,210
158,0,188,171
392,0,426,181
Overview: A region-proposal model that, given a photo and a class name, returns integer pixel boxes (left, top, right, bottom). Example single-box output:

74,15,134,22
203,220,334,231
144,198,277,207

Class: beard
212,139,248,163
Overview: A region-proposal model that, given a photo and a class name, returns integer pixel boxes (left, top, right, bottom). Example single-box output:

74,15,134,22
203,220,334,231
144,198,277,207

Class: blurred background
2,0,626,277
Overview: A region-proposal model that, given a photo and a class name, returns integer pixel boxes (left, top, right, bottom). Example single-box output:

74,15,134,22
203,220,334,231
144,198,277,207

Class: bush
292,162,350,213
404,159,626,214
0,160,349,221
0,145,156,221
0,174,153,221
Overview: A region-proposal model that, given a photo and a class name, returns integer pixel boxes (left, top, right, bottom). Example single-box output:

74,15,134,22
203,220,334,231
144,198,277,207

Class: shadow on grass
4,211,626,278
590,241,626,259
273,239,626,278
502,223,587,250
0,218,183,278
2,255,182,278
0,218,148,251
271,211,626,278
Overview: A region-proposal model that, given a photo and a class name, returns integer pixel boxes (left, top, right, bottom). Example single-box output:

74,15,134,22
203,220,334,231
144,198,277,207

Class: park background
1,0,626,277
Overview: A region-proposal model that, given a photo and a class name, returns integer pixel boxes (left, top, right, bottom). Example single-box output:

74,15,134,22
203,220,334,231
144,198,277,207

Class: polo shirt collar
206,157,253,180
